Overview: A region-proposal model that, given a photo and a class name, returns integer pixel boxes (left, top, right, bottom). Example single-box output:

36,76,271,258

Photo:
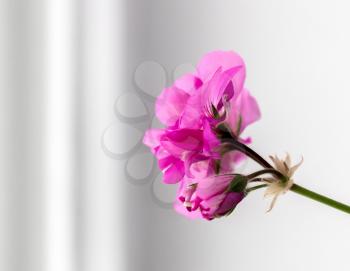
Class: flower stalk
246,184,268,193
231,138,350,214
290,184,350,214
221,139,273,169
219,129,350,214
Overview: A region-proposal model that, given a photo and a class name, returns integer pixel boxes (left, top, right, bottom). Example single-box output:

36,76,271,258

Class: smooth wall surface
1,1,350,271
120,1,350,270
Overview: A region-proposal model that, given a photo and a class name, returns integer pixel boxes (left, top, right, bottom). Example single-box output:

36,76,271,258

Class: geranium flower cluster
143,50,350,219
143,51,260,220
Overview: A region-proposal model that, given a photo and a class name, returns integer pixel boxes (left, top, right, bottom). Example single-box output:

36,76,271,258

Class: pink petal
200,193,227,219
160,129,203,156
202,119,220,156
196,50,246,93
143,129,164,150
155,86,190,126
174,74,203,94
214,192,244,216
220,152,237,173
227,88,261,134
184,154,214,179
178,92,204,129
202,66,243,109
195,175,232,200
162,159,184,184
174,181,202,219
158,155,178,170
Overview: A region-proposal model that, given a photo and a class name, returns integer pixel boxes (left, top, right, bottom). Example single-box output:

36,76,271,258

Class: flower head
143,50,261,220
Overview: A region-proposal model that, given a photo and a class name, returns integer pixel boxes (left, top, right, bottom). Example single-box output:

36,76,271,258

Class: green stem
291,184,350,214
247,168,285,180
247,184,267,193
222,140,273,169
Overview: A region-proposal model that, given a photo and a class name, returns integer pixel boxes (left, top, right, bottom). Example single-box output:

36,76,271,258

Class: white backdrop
1,1,350,271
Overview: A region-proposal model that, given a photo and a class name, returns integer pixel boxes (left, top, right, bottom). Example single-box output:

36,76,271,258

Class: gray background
1,0,350,271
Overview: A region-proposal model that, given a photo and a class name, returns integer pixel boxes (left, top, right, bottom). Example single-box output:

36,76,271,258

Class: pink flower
175,175,246,220
143,50,260,220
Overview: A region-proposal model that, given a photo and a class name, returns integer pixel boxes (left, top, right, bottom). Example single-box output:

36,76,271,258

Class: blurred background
1,1,350,271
